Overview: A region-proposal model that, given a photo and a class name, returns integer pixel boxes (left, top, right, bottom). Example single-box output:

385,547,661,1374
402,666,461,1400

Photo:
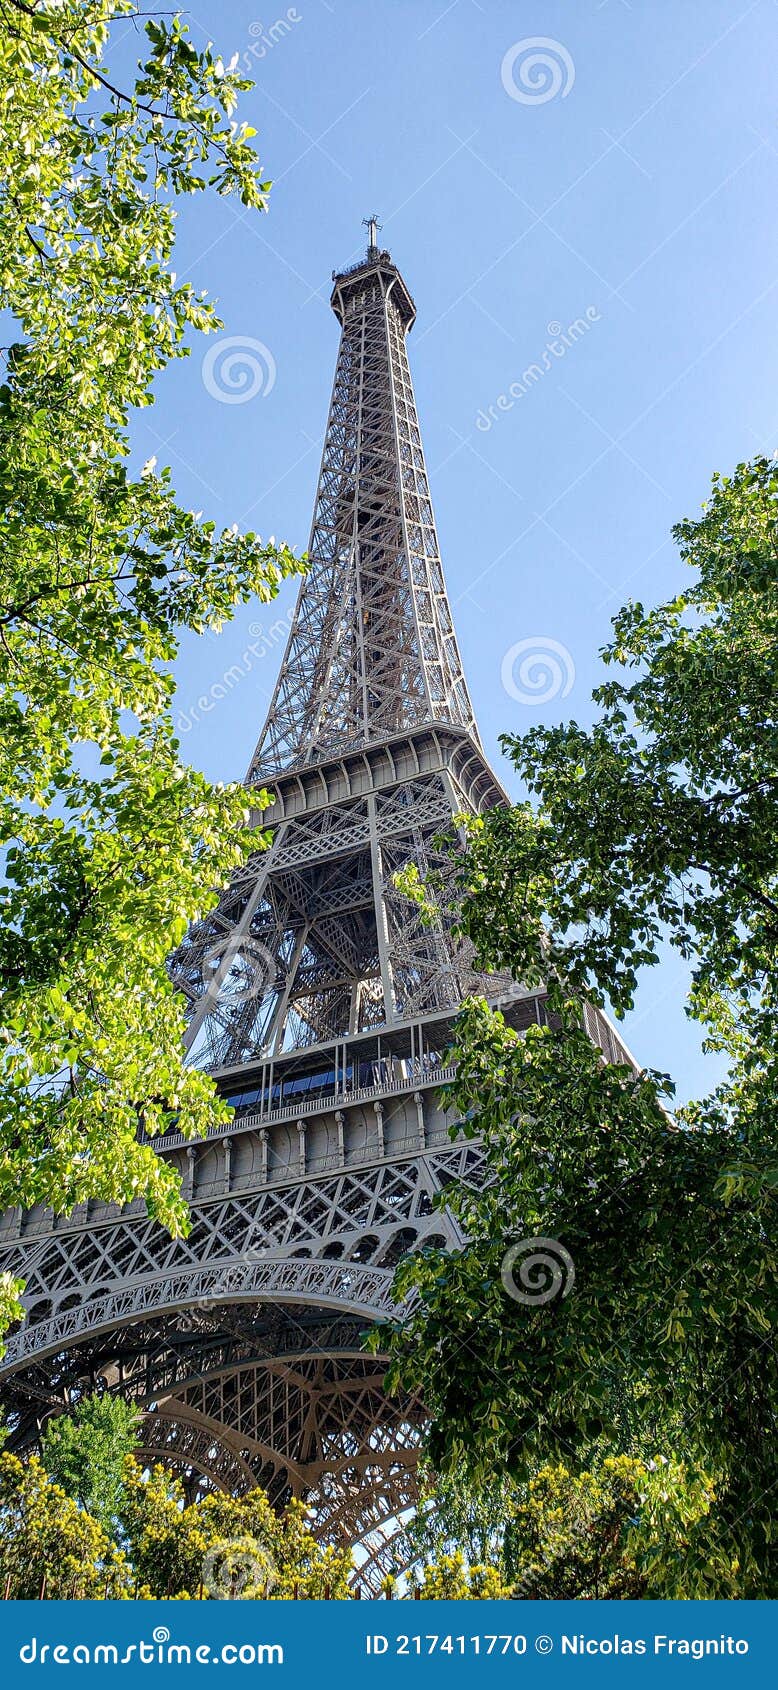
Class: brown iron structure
0,234,633,1591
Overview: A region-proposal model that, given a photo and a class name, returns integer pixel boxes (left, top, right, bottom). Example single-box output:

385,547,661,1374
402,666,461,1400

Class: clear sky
124,0,778,1103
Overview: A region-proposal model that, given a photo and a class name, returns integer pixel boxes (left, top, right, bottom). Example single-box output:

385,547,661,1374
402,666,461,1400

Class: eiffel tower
0,226,631,1591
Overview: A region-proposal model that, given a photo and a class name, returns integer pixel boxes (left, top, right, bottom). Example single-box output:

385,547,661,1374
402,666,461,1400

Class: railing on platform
148,1065,458,1153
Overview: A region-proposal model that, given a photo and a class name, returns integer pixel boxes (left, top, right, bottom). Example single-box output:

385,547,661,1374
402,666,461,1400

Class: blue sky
124,0,778,1101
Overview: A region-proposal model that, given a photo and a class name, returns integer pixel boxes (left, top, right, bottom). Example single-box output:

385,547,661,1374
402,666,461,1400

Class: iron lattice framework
0,237,635,1590
248,247,478,777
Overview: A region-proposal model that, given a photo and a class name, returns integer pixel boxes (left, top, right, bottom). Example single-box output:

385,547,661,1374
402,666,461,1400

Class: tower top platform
330,219,416,330
331,246,417,331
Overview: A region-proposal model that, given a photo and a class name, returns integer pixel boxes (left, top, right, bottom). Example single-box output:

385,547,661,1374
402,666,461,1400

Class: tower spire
248,239,478,782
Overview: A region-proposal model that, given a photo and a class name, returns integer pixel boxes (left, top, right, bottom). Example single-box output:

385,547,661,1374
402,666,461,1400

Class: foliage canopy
382,458,778,1597
0,0,303,1288
41,1391,141,1529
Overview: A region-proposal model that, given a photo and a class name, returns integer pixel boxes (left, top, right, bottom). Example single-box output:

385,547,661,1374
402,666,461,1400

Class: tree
3,1434,735,1600
117,1458,352,1598
0,1451,134,1597
0,1446,353,1598
407,1459,518,1574
381,457,778,1596
399,1556,512,1600
406,1456,738,1600
41,1392,140,1531
0,0,304,1309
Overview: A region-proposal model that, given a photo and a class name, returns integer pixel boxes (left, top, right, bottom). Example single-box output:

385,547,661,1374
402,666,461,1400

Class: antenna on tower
363,213,382,255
